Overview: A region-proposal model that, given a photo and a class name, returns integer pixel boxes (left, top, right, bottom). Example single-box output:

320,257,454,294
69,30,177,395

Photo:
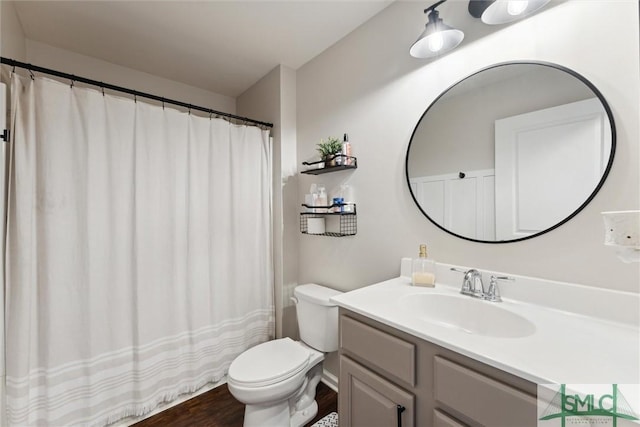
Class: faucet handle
485,275,515,302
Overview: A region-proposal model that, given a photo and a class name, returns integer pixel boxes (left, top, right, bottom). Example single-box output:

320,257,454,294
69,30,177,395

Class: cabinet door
340,356,414,427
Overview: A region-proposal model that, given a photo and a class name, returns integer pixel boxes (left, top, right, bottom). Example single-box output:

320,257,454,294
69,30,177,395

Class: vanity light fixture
410,0,464,59
468,0,551,25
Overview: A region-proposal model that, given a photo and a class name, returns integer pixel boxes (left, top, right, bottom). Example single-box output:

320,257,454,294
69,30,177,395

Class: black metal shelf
300,203,357,215
302,231,354,237
300,204,357,237
301,155,358,175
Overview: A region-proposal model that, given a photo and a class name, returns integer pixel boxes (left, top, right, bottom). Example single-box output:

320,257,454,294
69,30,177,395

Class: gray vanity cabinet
339,314,416,426
340,356,415,427
338,309,538,427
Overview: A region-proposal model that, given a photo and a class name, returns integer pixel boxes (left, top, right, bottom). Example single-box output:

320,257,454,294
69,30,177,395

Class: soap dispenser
412,244,436,287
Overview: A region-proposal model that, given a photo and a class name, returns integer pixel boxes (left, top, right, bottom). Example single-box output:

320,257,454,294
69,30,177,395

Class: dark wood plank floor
132,382,337,427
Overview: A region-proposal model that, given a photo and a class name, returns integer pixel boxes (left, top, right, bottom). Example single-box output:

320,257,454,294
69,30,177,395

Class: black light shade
410,8,464,58
469,0,551,25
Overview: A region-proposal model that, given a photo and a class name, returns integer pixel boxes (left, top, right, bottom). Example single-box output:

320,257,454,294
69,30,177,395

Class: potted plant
316,137,343,167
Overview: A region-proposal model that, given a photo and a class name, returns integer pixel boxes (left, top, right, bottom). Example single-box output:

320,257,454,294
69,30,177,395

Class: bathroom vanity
331,263,639,427
339,309,537,426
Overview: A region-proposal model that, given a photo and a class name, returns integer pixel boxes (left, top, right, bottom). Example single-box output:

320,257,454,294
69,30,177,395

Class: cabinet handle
396,404,406,427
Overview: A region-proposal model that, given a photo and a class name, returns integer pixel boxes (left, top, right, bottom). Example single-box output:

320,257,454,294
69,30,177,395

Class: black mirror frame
405,60,616,244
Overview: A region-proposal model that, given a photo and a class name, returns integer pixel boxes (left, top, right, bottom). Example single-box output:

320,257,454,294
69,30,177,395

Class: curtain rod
1,57,273,129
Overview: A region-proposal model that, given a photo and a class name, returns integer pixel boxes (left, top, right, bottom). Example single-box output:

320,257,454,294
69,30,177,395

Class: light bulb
428,33,444,52
507,0,529,16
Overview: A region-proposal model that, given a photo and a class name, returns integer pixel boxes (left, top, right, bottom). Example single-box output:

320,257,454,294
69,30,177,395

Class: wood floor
132,382,337,427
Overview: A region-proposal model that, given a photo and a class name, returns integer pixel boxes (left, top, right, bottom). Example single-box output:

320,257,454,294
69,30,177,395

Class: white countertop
330,275,640,385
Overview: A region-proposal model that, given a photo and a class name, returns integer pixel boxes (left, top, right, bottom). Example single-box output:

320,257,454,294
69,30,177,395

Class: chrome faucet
462,269,484,297
451,268,484,297
451,268,515,302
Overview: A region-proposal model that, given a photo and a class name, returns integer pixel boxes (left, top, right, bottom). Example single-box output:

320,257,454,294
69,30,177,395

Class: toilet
227,284,342,427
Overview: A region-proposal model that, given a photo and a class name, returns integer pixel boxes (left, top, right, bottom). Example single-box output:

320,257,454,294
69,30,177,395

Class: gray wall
237,65,299,340
1,1,26,62
24,40,235,114
296,0,640,299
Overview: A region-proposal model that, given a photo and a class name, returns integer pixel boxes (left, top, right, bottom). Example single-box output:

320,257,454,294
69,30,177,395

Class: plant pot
323,155,337,168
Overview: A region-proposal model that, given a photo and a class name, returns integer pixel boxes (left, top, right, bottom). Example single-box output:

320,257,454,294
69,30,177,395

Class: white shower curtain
5,75,274,426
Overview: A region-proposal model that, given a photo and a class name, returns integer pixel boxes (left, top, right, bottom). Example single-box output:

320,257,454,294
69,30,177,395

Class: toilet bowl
227,284,342,427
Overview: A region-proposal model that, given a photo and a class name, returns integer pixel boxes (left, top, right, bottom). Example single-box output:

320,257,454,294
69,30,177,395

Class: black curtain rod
1,57,273,129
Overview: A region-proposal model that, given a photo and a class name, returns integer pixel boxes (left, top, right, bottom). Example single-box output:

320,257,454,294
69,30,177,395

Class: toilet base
230,341,325,427
240,362,323,427
290,400,318,427
244,401,290,427
242,397,318,427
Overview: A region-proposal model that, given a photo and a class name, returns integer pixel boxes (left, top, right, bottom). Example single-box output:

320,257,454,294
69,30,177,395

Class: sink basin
400,293,536,338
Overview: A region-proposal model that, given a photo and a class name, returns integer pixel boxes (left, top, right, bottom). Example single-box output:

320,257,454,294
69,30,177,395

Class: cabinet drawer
340,315,415,386
434,357,537,427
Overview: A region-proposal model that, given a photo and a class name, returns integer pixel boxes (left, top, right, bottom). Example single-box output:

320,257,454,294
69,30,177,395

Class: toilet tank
294,284,343,352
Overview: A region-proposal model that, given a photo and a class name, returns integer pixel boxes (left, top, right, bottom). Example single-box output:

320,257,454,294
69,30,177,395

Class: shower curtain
5,74,274,426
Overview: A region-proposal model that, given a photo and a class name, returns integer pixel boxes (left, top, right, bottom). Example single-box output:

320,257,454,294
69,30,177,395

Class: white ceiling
13,1,393,97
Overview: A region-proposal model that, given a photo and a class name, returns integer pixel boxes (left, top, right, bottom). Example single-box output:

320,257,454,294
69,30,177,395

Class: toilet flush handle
290,296,299,305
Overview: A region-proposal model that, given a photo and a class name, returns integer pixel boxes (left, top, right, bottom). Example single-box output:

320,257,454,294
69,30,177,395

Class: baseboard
321,369,338,393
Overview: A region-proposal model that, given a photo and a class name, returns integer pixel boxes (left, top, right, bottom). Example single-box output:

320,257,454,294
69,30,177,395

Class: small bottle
304,193,314,212
332,197,344,213
412,244,436,287
335,142,343,166
342,133,352,165
341,184,354,213
309,184,318,213
317,187,328,213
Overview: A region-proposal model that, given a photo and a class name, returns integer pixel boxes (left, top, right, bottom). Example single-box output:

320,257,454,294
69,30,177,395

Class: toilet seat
228,338,310,388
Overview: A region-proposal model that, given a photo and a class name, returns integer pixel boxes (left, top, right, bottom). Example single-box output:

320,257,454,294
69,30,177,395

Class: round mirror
406,61,615,243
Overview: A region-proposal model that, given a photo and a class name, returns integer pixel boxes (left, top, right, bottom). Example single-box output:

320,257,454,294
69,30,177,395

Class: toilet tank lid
294,284,342,306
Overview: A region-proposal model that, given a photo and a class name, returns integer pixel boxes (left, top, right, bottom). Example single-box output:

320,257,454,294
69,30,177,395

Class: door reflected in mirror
406,62,615,243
